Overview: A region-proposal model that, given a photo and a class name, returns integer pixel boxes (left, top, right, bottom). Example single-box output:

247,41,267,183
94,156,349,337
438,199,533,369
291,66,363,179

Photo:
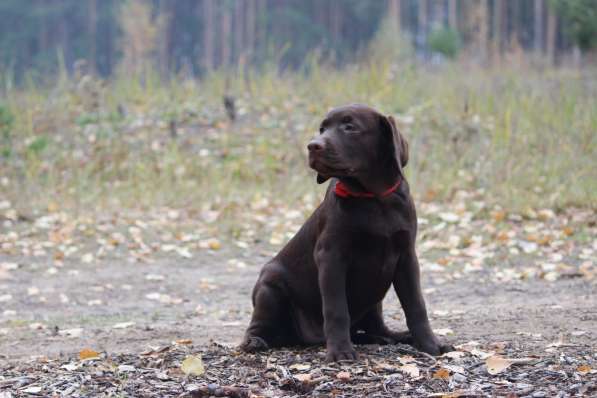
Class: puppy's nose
307,139,325,153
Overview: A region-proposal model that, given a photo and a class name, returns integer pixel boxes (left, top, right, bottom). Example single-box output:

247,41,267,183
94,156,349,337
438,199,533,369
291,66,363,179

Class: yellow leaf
496,231,509,242
181,355,205,376
486,356,511,374
47,201,59,213
79,348,100,360
433,368,450,380
577,364,591,374
208,239,221,250
562,227,574,237
427,391,466,398
437,258,450,266
492,210,506,222
336,371,351,381
537,235,552,246
53,250,65,261
486,356,533,375
424,189,438,201
175,339,193,345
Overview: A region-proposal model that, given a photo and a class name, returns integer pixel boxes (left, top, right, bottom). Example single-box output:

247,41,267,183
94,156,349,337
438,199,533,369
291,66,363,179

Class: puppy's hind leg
351,303,413,345
240,267,295,352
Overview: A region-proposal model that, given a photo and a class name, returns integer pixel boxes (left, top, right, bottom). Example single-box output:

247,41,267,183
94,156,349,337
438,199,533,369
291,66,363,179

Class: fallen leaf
470,349,494,359
175,339,193,345
295,373,312,382
79,348,100,360
0,294,12,302
207,239,221,250
562,226,574,237
59,328,83,337
61,363,79,371
29,322,46,330
398,355,415,364
27,286,40,296
428,391,467,398
492,210,506,222
445,364,466,374
145,274,165,281
433,368,450,380
181,355,205,376
336,371,351,381
373,362,397,372
118,364,136,372
0,262,19,270
22,386,42,394
486,356,534,375
113,321,135,329
434,328,454,336
0,271,11,281
439,212,459,223
442,351,466,359
577,364,591,374
399,363,420,378
289,363,311,371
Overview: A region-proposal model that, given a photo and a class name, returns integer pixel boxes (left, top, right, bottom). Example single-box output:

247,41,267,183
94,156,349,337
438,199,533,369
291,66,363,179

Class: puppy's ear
389,116,409,167
381,115,409,169
317,173,330,184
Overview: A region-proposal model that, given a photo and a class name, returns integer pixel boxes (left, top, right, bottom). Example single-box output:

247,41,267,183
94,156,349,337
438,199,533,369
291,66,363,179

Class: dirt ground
0,248,596,361
0,205,596,396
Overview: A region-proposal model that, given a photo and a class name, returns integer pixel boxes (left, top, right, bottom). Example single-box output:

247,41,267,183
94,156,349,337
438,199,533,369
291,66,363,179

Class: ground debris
1,342,595,397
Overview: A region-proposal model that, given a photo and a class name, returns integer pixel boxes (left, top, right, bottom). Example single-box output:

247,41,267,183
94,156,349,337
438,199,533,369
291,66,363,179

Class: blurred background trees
0,0,595,82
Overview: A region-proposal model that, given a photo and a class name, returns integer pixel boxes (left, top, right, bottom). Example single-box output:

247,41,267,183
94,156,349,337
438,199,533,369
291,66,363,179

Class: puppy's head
308,104,408,189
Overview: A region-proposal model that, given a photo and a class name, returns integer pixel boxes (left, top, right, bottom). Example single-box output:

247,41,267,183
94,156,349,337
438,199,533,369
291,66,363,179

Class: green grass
0,60,595,223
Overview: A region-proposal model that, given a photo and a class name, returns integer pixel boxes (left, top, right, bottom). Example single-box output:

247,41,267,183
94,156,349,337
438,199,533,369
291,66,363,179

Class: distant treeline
0,0,595,81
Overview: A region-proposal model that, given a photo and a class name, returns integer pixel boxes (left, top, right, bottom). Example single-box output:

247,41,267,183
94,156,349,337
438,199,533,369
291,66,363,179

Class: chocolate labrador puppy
241,104,451,361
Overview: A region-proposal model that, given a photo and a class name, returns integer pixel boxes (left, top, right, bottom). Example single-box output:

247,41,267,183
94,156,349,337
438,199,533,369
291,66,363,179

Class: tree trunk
88,0,97,74
510,0,520,49
59,1,70,69
492,0,504,59
220,2,232,69
246,0,256,60
479,0,490,62
418,0,428,51
546,5,556,64
157,2,171,78
234,1,244,63
534,0,543,53
256,0,267,55
388,0,401,31
448,0,457,30
330,1,342,44
202,0,215,70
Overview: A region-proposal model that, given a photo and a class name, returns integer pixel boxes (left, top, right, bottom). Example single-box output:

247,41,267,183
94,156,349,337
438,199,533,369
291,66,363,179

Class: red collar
334,180,401,198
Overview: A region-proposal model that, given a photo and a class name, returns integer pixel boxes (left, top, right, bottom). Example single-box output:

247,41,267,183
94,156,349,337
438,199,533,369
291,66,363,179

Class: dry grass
0,61,595,223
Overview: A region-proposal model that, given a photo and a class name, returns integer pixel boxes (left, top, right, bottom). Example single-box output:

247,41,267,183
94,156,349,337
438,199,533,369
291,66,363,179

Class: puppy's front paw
415,339,454,356
326,343,359,362
239,335,269,353
439,343,455,354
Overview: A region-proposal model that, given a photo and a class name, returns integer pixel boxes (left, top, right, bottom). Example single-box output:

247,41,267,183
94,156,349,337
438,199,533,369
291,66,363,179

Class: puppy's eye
319,127,324,134
343,124,357,133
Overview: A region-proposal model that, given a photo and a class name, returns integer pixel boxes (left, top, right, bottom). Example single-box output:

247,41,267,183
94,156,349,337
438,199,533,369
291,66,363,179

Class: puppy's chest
345,229,403,271
343,231,401,302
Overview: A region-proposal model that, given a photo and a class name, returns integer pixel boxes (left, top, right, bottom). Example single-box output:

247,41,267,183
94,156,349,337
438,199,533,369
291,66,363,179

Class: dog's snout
308,138,325,153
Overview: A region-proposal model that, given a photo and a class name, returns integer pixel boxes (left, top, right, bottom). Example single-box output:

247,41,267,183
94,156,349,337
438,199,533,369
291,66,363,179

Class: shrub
428,27,461,59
